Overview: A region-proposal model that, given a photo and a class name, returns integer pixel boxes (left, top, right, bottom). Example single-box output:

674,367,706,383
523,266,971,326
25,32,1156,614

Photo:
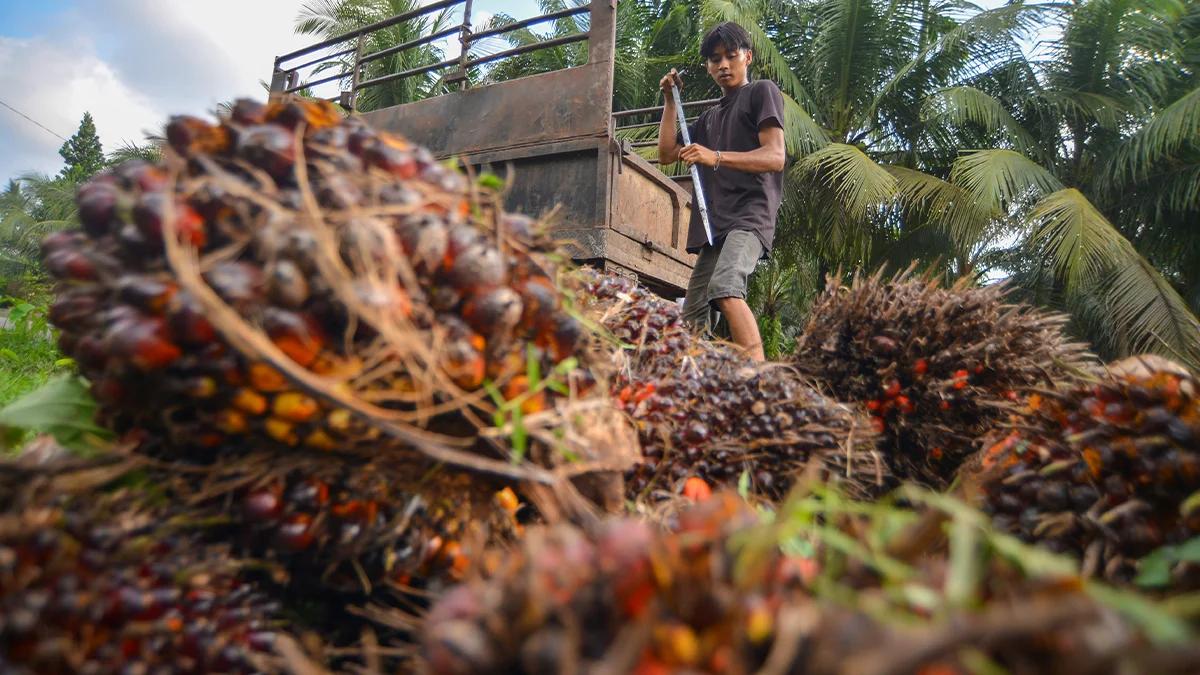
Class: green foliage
57,112,105,182
0,298,73,445
0,374,110,454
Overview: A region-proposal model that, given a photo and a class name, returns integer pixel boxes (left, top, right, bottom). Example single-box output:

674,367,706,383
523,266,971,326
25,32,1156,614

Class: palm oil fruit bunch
0,491,281,674
420,492,816,674
42,97,596,462
792,266,1095,487
167,450,523,600
971,355,1200,588
576,270,885,502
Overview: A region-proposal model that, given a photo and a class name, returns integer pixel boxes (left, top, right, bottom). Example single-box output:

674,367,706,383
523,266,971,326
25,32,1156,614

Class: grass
0,293,68,409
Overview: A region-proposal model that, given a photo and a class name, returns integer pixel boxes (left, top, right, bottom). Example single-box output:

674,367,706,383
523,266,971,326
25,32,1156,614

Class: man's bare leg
714,297,764,361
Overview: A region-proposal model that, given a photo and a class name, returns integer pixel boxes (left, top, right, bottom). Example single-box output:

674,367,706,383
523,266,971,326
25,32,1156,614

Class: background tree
57,112,105,183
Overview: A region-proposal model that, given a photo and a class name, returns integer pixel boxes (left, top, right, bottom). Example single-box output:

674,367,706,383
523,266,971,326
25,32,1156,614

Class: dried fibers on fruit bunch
575,270,885,502
0,489,286,674
42,97,634,496
969,355,1200,590
792,266,1096,487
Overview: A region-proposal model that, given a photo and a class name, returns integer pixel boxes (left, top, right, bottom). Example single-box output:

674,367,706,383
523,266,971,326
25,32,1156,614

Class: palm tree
0,174,78,280
294,0,457,111
914,0,1200,365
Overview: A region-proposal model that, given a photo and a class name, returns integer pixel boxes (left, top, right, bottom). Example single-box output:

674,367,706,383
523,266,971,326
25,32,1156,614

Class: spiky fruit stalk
0,492,281,674
42,99,617,478
791,267,1096,487
577,271,886,501
970,356,1200,588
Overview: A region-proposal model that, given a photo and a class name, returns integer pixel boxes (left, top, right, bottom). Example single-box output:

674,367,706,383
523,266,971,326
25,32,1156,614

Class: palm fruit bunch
970,355,1200,588
792,266,1095,487
420,492,814,674
41,97,611,471
575,270,885,502
0,490,282,674
161,448,523,602
421,491,1193,675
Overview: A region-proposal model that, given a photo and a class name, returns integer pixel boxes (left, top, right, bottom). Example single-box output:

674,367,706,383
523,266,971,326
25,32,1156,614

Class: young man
657,22,786,362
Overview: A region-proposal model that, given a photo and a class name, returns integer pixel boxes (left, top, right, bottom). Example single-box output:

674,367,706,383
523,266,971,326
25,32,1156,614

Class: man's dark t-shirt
681,79,785,254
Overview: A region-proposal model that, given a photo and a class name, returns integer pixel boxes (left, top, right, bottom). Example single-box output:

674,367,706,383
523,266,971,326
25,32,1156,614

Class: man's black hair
700,21,752,59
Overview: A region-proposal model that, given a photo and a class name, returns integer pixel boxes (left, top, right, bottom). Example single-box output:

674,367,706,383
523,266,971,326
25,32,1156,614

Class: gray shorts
681,230,763,334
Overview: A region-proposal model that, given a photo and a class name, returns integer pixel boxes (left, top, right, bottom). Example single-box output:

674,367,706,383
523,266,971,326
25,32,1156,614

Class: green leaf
945,513,981,607
0,348,17,361
1136,537,1200,588
0,375,111,451
476,172,505,191
949,149,1062,214
510,406,527,463
737,469,752,499
795,143,898,221
54,357,75,369
1087,584,1194,644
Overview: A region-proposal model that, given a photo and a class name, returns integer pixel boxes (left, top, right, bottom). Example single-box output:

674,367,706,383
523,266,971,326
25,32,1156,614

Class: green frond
1033,90,1125,129
886,165,997,249
1106,84,1200,184
922,86,1040,157
1027,187,1130,292
795,142,897,220
949,149,1061,213
782,96,832,157
1103,255,1200,369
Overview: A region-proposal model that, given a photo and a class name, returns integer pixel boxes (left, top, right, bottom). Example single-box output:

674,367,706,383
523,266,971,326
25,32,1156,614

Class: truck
270,0,717,297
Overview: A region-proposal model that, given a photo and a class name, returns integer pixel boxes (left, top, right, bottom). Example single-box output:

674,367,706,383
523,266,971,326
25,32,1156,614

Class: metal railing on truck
269,1,715,296
270,0,592,111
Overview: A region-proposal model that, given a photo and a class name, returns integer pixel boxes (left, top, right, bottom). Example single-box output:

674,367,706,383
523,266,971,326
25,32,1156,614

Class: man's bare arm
677,125,785,174
657,69,683,166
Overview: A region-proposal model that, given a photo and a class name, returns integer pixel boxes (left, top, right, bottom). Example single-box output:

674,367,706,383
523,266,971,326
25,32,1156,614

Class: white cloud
0,36,164,182
0,1,315,184
0,0,548,184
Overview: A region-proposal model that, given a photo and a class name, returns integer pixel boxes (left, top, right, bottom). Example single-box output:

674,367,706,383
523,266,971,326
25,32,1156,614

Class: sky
0,0,539,185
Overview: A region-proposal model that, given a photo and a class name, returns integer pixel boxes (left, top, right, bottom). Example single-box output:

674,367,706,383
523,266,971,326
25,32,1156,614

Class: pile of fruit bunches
972,355,1199,589
577,271,888,502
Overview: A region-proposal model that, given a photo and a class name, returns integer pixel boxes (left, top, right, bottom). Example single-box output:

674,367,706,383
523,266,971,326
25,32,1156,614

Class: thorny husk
793,266,1097,487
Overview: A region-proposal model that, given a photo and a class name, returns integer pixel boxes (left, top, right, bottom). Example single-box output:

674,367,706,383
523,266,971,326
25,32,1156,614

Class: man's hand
678,143,717,167
659,68,682,96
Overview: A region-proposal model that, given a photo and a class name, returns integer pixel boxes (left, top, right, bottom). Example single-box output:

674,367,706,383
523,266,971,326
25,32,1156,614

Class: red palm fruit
517,276,559,331
263,308,325,367
133,192,207,247
76,179,119,236
168,291,218,346
43,248,97,280
165,114,232,156
462,287,522,340
104,316,182,370
204,261,265,309
362,134,418,178
236,124,296,177
229,98,267,125
115,275,177,314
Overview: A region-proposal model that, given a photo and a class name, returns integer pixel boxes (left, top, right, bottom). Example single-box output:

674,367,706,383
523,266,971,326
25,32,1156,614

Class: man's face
705,43,752,91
